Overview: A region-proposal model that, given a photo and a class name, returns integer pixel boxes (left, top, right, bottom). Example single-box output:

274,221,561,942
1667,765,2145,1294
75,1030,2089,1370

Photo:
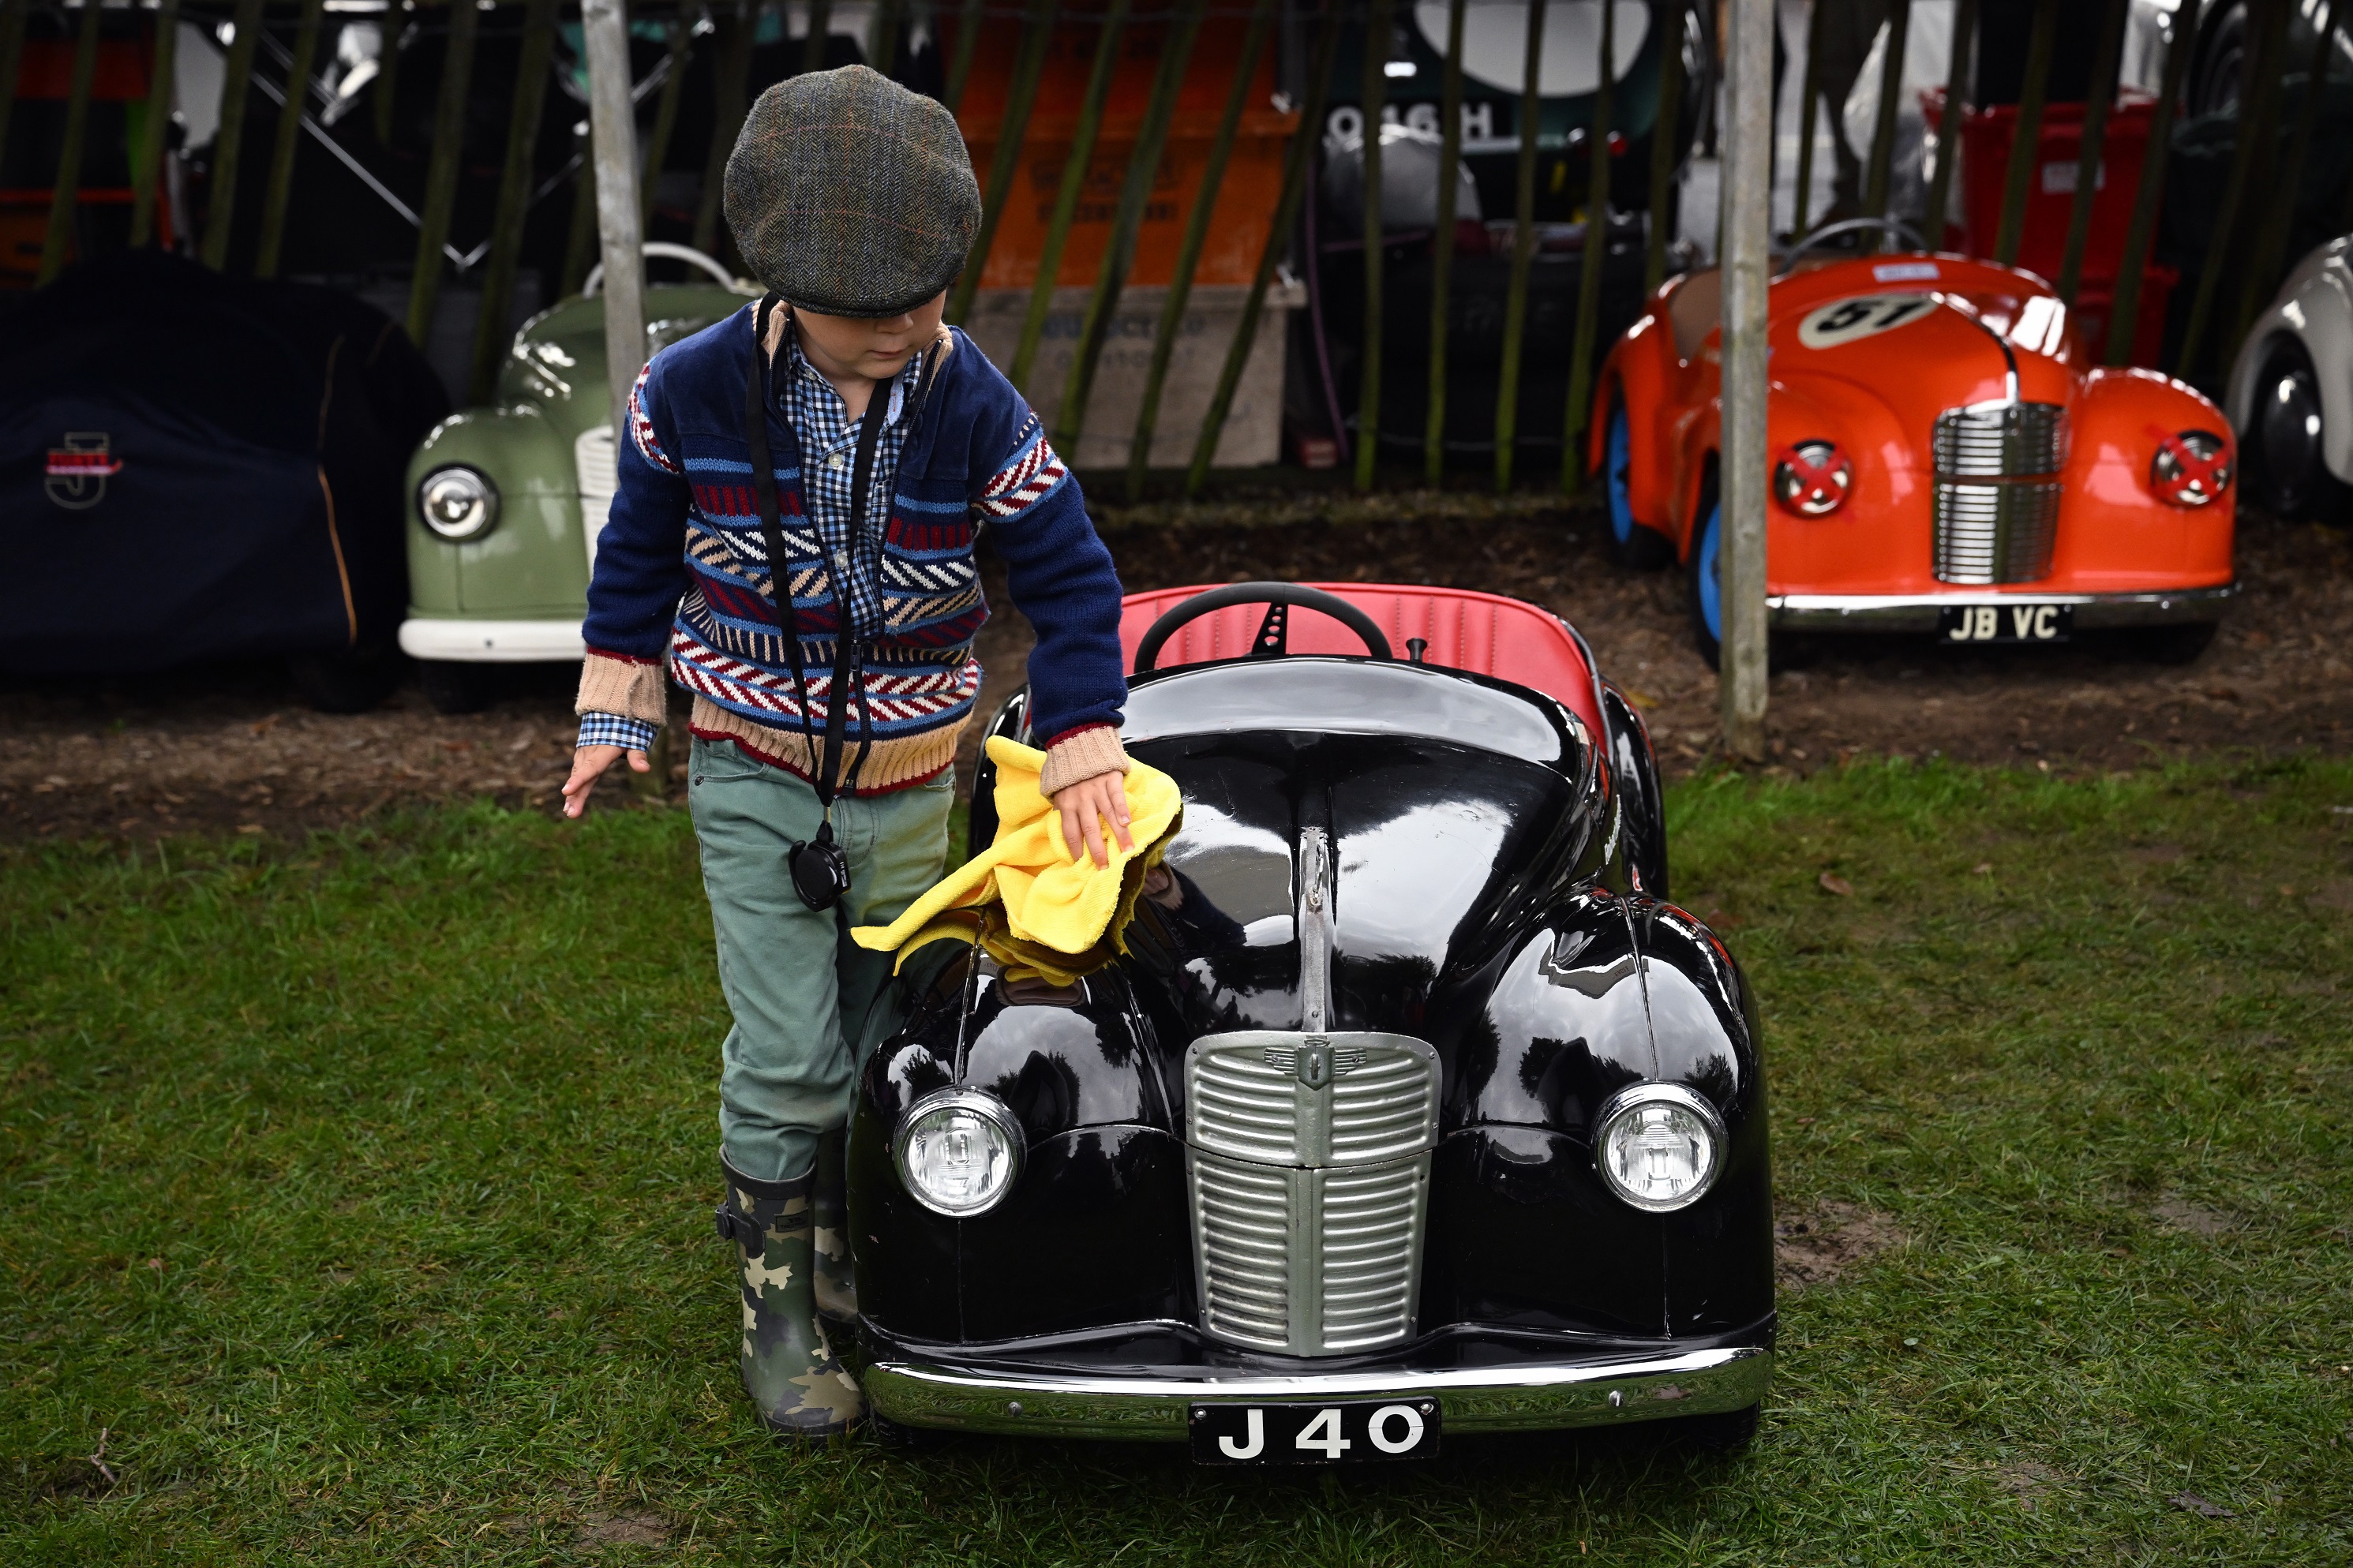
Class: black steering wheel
1134,582,1394,673
1785,216,1931,267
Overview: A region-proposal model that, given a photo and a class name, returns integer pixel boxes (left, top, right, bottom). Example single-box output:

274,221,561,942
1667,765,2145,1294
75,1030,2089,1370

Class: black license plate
1189,1399,1441,1465
1938,603,2073,643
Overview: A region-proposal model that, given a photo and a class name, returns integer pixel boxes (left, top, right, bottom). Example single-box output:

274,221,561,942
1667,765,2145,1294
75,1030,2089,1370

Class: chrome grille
1931,402,2066,585
1186,1031,1439,1356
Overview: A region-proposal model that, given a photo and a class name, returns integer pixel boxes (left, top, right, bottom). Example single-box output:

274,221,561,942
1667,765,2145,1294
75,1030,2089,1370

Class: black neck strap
744,296,893,814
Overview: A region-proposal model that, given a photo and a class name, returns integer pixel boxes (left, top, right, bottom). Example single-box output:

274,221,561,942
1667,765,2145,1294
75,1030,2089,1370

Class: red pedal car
1591,219,2238,664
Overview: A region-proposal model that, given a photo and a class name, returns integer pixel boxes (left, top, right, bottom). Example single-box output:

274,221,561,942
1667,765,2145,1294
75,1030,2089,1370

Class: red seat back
1118,582,1605,736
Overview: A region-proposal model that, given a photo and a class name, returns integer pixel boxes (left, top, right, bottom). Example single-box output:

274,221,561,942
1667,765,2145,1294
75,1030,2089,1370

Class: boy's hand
563,743,648,818
1051,772,1134,868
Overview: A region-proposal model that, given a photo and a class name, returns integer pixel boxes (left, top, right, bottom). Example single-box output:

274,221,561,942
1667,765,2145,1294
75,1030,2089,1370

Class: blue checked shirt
579,323,921,754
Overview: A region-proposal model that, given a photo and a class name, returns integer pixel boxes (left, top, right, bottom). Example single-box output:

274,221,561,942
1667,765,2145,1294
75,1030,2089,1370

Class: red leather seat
1118,582,1605,736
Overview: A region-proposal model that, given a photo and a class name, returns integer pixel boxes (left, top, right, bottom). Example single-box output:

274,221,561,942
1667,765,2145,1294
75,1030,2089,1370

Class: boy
560,65,1135,1440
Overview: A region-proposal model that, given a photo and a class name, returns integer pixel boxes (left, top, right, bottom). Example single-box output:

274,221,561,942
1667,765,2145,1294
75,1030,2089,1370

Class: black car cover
0,251,447,675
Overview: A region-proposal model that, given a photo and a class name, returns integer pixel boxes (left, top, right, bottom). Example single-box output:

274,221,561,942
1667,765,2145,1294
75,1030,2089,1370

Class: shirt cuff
578,713,660,753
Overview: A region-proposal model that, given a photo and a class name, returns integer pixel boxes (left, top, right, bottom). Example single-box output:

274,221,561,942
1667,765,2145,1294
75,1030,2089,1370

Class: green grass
5,760,2351,1565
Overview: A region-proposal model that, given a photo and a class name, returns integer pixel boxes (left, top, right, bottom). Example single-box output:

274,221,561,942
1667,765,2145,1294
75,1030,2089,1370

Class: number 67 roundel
1190,1401,1440,1465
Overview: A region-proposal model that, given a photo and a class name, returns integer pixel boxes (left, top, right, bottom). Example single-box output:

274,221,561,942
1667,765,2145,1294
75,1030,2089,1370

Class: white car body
2227,234,2353,501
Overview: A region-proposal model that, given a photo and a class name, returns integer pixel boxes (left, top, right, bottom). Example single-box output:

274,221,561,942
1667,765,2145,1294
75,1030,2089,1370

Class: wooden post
2233,0,2344,357
694,1,756,258
202,0,268,271
1860,0,1910,248
1055,3,1202,455
640,16,692,231
1991,0,2056,266
2106,0,2198,365
129,0,180,247
1560,0,1617,492
1351,0,1393,491
1921,0,1975,250
1491,0,1546,492
406,0,481,345
0,0,27,187
1423,0,1466,485
804,0,830,70
1789,0,1821,239
584,0,646,441
253,0,328,278
37,0,107,286
950,0,1057,324
1720,0,1772,762
2055,0,2127,302
467,0,558,402
2175,0,2285,380
1643,0,1685,291
942,0,986,110
375,0,407,144
1007,0,1129,391
1129,0,1272,501
1186,0,1343,498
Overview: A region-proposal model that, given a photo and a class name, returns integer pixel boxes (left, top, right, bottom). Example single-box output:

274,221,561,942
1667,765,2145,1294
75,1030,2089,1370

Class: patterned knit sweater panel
581,308,1127,791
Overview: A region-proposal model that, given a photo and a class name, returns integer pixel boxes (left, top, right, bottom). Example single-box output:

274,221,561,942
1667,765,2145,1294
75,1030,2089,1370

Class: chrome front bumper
864,1345,1771,1441
1768,582,2238,634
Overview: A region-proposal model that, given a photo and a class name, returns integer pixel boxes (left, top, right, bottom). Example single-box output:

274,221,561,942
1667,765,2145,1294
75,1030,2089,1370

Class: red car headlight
2149,429,2231,507
1773,440,1853,516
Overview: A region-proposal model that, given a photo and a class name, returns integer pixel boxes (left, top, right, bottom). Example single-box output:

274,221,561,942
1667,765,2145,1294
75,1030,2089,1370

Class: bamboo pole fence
1860,0,1910,249
2175,0,2286,379
1056,3,1204,456
2055,0,2127,303
1643,0,1684,291
804,0,830,70
693,0,756,257
942,0,986,111
375,0,407,143
1129,0,1274,502
1186,0,1344,498
36,0,105,286
202,0,268,271
1007,0,1130,391
254,0,329,278
129,0,179,246
1490,0,1546,492
640,15,693,232
1991,0,2056,266
948,0,1058,324
1790,0,1822,239
1352,0,1392,491
1423,0,1466,485
406,0,482,343
0,0,27,187
468,0,560,402
2107,0,2198,365
2233,0,2346,359
1921,0,1975,250
1560,0,1617,492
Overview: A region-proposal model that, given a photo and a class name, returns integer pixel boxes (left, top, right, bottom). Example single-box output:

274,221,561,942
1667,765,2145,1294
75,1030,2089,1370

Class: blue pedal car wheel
1604,401,1674,571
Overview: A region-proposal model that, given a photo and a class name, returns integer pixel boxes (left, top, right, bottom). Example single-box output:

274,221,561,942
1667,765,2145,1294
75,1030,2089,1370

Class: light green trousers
688,735,953,1184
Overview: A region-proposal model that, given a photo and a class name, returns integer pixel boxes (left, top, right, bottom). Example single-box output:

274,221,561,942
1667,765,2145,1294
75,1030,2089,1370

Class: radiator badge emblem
1264,1038,1366,1088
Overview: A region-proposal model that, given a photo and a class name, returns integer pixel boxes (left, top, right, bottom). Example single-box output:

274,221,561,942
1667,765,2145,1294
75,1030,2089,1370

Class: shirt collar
781,319,915,428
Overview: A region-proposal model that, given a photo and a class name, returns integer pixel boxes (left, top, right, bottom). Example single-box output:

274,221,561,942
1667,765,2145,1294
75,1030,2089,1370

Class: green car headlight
418,466,498,541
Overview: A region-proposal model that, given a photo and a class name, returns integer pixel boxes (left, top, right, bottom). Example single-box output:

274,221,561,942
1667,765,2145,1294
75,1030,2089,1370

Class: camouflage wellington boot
714,1160,866,1439
811,1128,857,1322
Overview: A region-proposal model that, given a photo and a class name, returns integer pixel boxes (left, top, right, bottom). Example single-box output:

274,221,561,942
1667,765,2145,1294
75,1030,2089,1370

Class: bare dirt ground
3,490,2347,844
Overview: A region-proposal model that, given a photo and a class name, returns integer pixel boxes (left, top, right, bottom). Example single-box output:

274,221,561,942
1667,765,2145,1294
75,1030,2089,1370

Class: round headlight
1773,440,1853,516
2149,430,2231,507
418,465,498,541
1594,1083,1725,1212
894,1089,1023,1218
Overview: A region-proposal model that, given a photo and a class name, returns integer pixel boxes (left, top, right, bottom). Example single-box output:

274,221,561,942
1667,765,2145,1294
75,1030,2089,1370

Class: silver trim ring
893,1088,1025,1218
1592,1083,1728,1212
417,465,499,541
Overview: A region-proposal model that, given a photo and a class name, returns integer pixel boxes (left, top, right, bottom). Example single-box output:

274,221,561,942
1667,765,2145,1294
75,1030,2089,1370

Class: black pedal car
841,582,1772,1460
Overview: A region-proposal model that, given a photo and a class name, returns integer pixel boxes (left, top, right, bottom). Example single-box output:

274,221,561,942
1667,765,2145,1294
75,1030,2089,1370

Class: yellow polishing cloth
852,735,1183,975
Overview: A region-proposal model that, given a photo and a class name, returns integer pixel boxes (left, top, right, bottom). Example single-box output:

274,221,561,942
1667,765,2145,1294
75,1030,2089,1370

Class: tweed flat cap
723,65,981,318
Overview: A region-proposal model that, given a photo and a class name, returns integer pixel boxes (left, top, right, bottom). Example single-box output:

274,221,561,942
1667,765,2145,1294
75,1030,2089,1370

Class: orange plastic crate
950,6,1300,290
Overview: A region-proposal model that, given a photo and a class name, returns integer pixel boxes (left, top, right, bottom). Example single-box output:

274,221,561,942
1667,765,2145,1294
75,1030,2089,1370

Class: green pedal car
396,245,758,713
